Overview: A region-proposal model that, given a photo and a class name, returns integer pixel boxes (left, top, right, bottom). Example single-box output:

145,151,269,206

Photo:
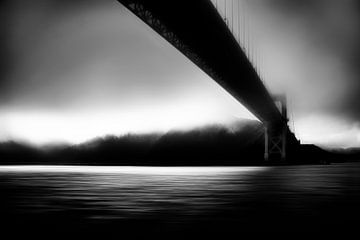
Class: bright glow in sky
296,114,360,149
0,98,256,145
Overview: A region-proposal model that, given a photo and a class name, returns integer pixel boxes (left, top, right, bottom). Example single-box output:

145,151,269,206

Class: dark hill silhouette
0,120,357,165
148,121,264,165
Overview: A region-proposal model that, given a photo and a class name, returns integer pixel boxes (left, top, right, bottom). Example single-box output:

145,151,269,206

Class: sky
0,0,359,148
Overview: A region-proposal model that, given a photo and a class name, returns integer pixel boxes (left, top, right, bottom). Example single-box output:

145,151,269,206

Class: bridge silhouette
117,0,300,161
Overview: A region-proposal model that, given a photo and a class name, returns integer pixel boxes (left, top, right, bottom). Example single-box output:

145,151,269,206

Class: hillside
0,120,356,165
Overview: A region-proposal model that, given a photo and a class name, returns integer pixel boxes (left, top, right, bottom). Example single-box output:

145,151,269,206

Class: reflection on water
0,166,267,220
1,163,360,233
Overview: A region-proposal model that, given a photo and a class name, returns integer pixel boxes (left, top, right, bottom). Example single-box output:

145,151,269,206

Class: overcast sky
0,0,359,148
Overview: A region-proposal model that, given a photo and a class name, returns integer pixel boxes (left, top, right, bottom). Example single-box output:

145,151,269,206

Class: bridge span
117,0,299,161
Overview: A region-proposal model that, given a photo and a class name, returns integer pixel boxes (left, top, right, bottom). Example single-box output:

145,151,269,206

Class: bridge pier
264,126,287,161
264,95,288,162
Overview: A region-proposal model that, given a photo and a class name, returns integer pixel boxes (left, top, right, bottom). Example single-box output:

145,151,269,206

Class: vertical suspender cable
237,0,240,44
224,0,227,26
243,2,245,52
231,0,234,34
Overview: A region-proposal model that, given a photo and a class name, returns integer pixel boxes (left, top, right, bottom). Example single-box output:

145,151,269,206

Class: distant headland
0,120,358,166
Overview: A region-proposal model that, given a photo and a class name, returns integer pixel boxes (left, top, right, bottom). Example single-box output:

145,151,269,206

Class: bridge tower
264,95,288,162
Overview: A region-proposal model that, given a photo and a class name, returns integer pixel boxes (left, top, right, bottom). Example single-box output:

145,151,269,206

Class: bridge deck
118,0,285,127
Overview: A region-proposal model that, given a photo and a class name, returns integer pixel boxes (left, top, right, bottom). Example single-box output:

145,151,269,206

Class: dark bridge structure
117,0,300,161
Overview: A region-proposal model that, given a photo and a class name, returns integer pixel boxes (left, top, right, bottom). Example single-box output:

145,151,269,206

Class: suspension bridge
117,0,300,161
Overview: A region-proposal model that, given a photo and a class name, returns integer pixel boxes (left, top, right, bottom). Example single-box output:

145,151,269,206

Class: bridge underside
117,0,299,160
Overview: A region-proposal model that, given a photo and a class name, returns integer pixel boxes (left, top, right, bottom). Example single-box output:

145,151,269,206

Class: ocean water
1,163,360,236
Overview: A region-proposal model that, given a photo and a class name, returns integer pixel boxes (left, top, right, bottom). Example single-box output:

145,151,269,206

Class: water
1,163,360,236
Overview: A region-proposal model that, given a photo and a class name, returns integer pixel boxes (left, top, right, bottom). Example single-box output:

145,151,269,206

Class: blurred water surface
1,163,360,234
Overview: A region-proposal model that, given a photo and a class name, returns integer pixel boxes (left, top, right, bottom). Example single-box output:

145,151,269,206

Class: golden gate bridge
116,0,300,162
